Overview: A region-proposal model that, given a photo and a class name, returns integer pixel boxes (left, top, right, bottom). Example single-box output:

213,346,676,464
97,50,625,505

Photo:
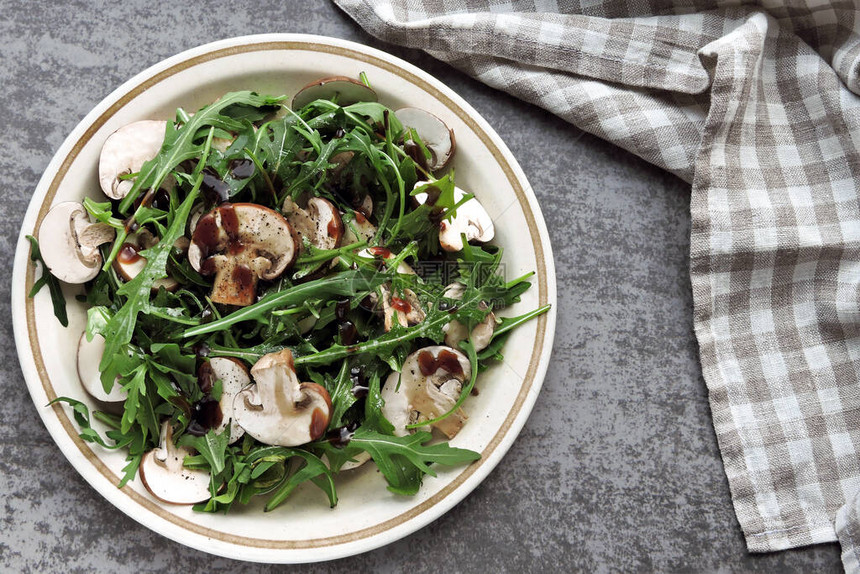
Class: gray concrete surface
0,1,844,572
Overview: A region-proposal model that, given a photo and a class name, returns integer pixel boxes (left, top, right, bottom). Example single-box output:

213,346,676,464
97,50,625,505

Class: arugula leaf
348,427,480,496
182,268,387,338
99,175,201,374
326,360,357,430
363,371,394,434
264,450,336,511
26,235,67,326
47,397,112,448
179,429,230,476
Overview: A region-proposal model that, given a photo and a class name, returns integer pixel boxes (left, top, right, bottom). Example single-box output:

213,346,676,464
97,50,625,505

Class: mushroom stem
139,421,212,505
234,349,332,447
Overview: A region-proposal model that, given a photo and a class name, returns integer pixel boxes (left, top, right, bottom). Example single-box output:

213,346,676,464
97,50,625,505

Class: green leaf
182,268,387,338
363,371,394,434
47,397,111,448
348,427,480,496
264,450,337,511
179,429,229,476
120,365,147,434
100,177,201,374
25,235,67,327
327,360,357,430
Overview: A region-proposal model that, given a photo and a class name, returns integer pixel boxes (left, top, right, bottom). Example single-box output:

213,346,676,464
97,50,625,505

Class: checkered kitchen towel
335,0,860,563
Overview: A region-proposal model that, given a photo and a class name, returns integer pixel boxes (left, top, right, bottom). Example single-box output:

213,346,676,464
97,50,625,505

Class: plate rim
11,33,558,563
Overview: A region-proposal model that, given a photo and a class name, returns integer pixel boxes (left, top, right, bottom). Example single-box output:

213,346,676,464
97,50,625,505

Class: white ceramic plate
11,34,556,563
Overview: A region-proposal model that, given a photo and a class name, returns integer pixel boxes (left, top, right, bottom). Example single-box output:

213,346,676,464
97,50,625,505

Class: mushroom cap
441,284,496,352
380,346,471,439
187,203,206,236
439,187,494,251
112,229,178,291
380,285,425,332
99,120,166,199
282,196,344,252
357,247,415,276
207,357,250,442
77,332,128,403
38,201,115,284
139,422,211,505
395,107,456,171
234,349,332,447
188,203,298,306
292,76,378,110
411,185,494,252
381,372,415,437
342,212,377,245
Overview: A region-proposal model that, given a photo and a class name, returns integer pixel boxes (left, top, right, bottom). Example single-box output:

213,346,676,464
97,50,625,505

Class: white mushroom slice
113,229,178,291
329,151,354,176
381,346,472,439
234,349,332,447
357,247,415,275
188,203,206,235
292,76,378,110
99,120,166,199
282,197,344,252
380,284,425,332
396,107,456,171
38,201,116,283
381,372,415,435
139,422,211,505
413,186,494,252
441,283,496,352
211,135,234,154
77,332,127,403
342,212,377,245
173,236,190,254
359,194,373,218
207,357,251,442
188,203,297,306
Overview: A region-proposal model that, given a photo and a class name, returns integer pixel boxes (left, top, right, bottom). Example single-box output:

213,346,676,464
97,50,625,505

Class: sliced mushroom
38,201,115,283
413,186,494,252
205,357,251,442
358,194,373,218
211,134,235,154
329,151,354,177
380,284,425,332
381,346,471,439
99,120,166,200
357,247,415,276
441,283,496,352
77,332,127,403
188,203,297,306
139,421,211,505
282,196,343,252
113,228,179,291
342,212,377,245
396,107,456,171
356,248,423,329
188,203,206,235
292,76,377,110
233,349,332,447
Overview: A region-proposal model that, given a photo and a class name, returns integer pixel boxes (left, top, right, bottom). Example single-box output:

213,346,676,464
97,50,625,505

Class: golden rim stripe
24,40,549,551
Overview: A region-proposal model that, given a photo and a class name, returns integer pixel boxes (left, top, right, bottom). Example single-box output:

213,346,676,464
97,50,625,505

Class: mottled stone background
0,1,843,572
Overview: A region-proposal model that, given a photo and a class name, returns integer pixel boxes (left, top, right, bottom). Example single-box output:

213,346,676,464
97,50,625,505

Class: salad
28,75,549,512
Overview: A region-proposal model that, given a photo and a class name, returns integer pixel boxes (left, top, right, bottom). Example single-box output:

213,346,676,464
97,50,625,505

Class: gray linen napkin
335,0,860,564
